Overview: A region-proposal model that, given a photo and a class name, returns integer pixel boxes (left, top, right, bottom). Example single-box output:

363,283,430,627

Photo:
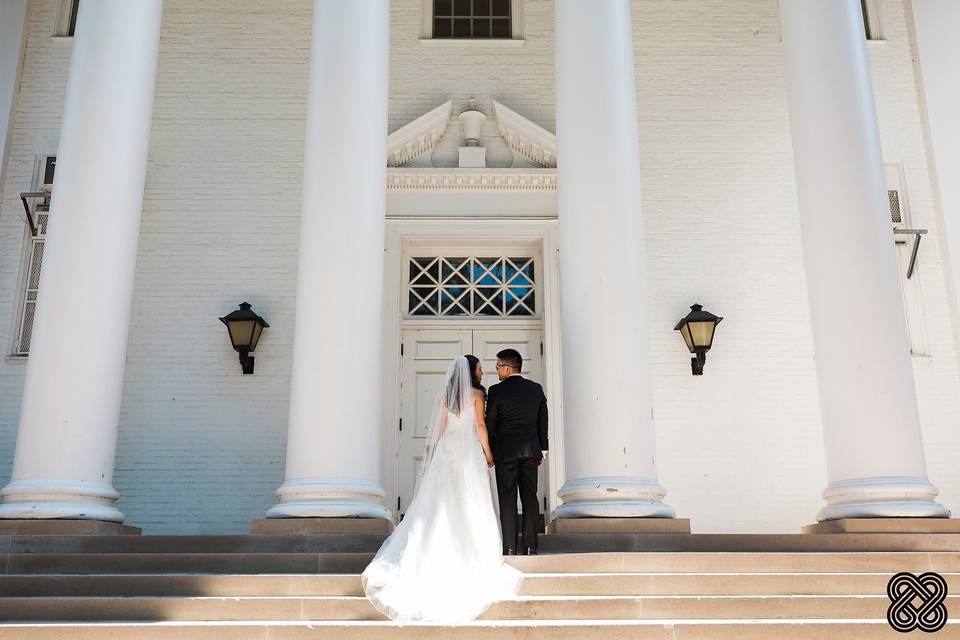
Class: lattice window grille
408,256,535,317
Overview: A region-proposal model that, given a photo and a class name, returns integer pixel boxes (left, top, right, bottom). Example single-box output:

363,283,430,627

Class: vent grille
889,190,902,226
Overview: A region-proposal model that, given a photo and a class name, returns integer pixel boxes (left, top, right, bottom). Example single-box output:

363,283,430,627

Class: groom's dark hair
496,348,522,371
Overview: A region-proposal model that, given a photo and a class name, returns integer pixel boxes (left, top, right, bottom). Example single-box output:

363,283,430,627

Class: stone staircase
0,534,958,638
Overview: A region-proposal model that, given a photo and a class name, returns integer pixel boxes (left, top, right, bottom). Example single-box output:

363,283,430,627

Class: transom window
433,0,511,38
408,256,535,317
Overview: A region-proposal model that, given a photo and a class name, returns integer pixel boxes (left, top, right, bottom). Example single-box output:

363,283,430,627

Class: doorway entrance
397,327,545,516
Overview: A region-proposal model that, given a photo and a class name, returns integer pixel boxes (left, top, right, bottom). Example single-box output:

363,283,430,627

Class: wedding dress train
361,358,522,623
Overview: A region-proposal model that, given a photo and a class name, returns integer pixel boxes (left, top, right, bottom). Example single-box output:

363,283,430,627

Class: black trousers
495,456,539,552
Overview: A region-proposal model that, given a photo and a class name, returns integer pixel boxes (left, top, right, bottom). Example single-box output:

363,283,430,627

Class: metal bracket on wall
19,191,48,237
893,228,927,279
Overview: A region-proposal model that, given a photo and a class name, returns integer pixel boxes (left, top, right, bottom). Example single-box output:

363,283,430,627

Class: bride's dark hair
464,354,486,396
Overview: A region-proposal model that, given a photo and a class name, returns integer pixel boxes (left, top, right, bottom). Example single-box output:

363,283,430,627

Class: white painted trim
381,218,564,524
53,0,77,38
387,167,556,191
418,38,525,47
386,100,453,167
491,101,557,168
862,0,884,41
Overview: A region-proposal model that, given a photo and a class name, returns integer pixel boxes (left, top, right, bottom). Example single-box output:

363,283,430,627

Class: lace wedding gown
361,398,523,623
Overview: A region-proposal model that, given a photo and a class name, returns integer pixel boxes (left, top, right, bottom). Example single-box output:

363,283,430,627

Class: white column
0,1,163,522
779,0,949,520
0,0,28,183
553,0,674,518
267,0,391,519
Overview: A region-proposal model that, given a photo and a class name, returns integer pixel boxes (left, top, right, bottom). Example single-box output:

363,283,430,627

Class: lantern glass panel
250,322,264,351
680,324,695,352
687,320,716,349
227,319,256,349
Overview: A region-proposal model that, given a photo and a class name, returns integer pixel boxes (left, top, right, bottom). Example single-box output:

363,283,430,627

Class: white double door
397,327,545,516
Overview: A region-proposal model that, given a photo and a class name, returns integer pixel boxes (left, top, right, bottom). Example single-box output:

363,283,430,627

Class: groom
486,348,548,556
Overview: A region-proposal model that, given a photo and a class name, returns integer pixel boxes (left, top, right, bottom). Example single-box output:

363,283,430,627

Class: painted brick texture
0,0,956,533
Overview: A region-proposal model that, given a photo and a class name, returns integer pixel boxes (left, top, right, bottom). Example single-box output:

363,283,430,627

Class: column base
0,479,125,523
266,477,392,520
816,476,951,521
554,476,676,518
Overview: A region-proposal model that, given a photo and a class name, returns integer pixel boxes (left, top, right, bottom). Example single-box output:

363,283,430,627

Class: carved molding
491,100,557,168
387,168,557,192
386,100,453,167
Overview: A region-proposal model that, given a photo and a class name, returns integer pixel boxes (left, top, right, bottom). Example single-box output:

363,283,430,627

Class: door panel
397,328,546,519
473,329,547,521
398,329,472,513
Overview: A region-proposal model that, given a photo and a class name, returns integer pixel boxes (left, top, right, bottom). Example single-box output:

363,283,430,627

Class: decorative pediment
491,100,557,168
386,100,453,167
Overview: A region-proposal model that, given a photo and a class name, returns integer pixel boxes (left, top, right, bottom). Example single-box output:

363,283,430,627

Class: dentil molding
386,100,453,167
387,168,556,192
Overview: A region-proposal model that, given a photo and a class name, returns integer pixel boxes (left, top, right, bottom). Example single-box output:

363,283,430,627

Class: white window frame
861,0,884,41
53,0,80,38
420,0,525,45
9,155,55,358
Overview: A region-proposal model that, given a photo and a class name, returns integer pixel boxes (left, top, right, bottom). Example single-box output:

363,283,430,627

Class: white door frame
381,218,564,523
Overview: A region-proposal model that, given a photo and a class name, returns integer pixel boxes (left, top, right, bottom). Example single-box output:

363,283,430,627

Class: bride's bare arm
473,391,495,467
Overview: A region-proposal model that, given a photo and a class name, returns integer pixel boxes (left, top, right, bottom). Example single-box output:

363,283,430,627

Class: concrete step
3,551,958,575
1,535,387,555
3,594,960,622
3,572,960,597
5,533,960,554
0,620,957,639
539,533,960,553
0,553,373,575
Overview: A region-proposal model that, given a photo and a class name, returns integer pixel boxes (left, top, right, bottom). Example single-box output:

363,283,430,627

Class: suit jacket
485,375,548,462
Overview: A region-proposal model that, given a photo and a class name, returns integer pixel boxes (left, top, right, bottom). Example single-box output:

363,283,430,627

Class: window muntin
408,256,535,317
433,0,511,39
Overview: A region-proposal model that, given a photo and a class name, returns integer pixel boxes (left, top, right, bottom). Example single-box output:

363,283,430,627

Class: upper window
422,0,523,41
54,0,81,37
433,0,510,38
861,0,883,41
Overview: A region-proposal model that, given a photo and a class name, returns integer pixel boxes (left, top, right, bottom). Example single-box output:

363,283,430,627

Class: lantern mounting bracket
893,228,926,279
19,191,49,237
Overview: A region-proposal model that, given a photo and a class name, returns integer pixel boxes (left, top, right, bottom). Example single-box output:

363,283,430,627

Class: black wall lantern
674,303,723,376
219,302,269,374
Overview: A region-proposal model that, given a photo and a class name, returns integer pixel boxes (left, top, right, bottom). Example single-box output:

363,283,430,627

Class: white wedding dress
362,357,523,623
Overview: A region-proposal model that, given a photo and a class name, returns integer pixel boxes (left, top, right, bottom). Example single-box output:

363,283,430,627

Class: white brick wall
0,0,957,534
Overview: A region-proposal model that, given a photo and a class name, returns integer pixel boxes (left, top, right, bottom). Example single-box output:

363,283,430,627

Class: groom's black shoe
504,548,516,556
524,547,538,556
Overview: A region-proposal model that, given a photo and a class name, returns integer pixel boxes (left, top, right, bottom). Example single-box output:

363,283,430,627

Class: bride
361,355,523,622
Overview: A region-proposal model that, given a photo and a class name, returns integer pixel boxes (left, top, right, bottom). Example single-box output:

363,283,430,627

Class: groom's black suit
485,375,548,554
